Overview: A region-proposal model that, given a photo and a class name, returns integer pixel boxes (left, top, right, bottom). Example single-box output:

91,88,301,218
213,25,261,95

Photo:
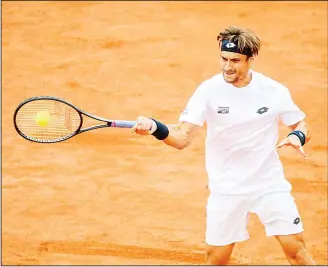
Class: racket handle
111,120,136,128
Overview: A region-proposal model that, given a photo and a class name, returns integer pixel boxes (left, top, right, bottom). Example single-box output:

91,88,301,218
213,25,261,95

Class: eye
232,59,240,63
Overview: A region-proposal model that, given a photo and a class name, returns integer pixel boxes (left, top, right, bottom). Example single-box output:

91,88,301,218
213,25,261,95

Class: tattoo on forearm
167,124,181,131
166,124,193,149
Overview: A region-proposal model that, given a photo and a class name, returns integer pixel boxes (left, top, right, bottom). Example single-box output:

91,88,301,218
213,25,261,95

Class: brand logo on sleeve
181,108,188,115
217,107,230,114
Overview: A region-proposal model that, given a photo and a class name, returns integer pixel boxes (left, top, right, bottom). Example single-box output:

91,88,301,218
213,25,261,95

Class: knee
283,239,310,263
286,244,307,262
206,255,230,265
276,234,315,265
206,248,231,265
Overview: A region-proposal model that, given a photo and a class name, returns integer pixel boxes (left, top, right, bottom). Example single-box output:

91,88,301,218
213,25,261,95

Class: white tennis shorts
206,191,304,246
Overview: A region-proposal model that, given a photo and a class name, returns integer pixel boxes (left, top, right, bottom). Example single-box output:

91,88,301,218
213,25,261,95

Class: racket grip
111,120,136,128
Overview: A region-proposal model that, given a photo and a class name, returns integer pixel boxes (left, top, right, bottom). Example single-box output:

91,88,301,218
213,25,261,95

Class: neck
232,71,252,88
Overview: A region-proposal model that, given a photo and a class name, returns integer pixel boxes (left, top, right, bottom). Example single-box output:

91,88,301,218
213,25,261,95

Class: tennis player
132,26,316,265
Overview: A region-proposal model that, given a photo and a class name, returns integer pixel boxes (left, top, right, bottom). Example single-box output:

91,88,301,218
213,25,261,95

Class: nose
224,60,233,71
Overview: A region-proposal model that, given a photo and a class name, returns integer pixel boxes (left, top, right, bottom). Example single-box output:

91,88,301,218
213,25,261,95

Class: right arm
133,81,208,149
132,117,201,150
164,122,201,150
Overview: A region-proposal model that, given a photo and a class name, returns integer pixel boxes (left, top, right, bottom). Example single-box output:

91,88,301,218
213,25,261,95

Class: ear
247,56,254,63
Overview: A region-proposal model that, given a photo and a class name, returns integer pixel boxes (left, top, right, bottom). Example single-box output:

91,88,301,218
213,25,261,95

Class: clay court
2,1,327,265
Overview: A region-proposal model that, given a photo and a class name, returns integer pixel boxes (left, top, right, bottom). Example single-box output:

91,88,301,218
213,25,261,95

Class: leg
205,193,250,265
275,233,316,265
250,191,315,265
206,243,235,265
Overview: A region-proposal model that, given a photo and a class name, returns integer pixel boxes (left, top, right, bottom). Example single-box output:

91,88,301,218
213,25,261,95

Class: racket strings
15,100,81,141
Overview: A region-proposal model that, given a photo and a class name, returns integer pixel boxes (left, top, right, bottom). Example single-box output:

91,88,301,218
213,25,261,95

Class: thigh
206,193,250,246
250,191,304,236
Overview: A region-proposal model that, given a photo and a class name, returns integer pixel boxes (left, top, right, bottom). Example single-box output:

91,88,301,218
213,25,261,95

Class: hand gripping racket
13,96,136,143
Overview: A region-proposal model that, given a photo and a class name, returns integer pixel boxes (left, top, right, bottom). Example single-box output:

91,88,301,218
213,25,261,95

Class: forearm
145,119,198,150
289,120,311,145
162,124,191,150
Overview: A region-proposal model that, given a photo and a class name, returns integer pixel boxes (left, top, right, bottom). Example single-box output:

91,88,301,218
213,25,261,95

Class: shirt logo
257,107,269,114
181,108,188,115
293,217,301,225
218,107,230,114
226,42,236,48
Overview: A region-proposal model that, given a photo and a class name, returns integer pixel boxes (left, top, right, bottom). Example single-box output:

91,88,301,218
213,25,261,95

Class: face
220,51,252,84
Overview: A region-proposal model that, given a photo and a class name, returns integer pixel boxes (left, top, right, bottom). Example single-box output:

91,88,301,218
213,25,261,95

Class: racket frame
13,96,135,143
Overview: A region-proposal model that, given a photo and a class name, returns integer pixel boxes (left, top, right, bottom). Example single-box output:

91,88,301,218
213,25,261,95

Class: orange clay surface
2,1,327,265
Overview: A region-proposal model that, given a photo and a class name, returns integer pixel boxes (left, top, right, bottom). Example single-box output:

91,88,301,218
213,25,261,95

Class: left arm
277,85,311,159
288,120,311,144
277,120,311,158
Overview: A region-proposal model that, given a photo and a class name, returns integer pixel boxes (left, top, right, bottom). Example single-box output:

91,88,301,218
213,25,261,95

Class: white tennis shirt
179,70,305,194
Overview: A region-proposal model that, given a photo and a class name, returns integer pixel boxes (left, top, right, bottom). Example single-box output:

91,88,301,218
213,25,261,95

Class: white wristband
148,119,157,135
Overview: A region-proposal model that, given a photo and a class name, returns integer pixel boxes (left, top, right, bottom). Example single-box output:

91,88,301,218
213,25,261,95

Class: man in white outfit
132,26,316,265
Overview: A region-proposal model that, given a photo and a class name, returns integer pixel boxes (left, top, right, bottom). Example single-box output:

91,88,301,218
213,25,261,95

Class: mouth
224,72,236,76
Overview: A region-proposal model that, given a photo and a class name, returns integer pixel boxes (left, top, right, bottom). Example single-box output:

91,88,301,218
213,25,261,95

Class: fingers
277,137,307,160
298,145,307,160
132,116,154,135
277,138,290,148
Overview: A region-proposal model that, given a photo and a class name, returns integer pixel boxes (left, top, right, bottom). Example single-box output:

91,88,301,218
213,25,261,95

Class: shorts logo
293,217,301,225
218,107,230,114
257,107,269,114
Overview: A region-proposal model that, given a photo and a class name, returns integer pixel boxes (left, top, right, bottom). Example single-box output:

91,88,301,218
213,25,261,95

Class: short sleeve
279,87,305,126
179,82,207,126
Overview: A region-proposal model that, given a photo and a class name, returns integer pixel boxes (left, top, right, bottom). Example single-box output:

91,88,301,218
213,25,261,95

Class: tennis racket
13,96,137,143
